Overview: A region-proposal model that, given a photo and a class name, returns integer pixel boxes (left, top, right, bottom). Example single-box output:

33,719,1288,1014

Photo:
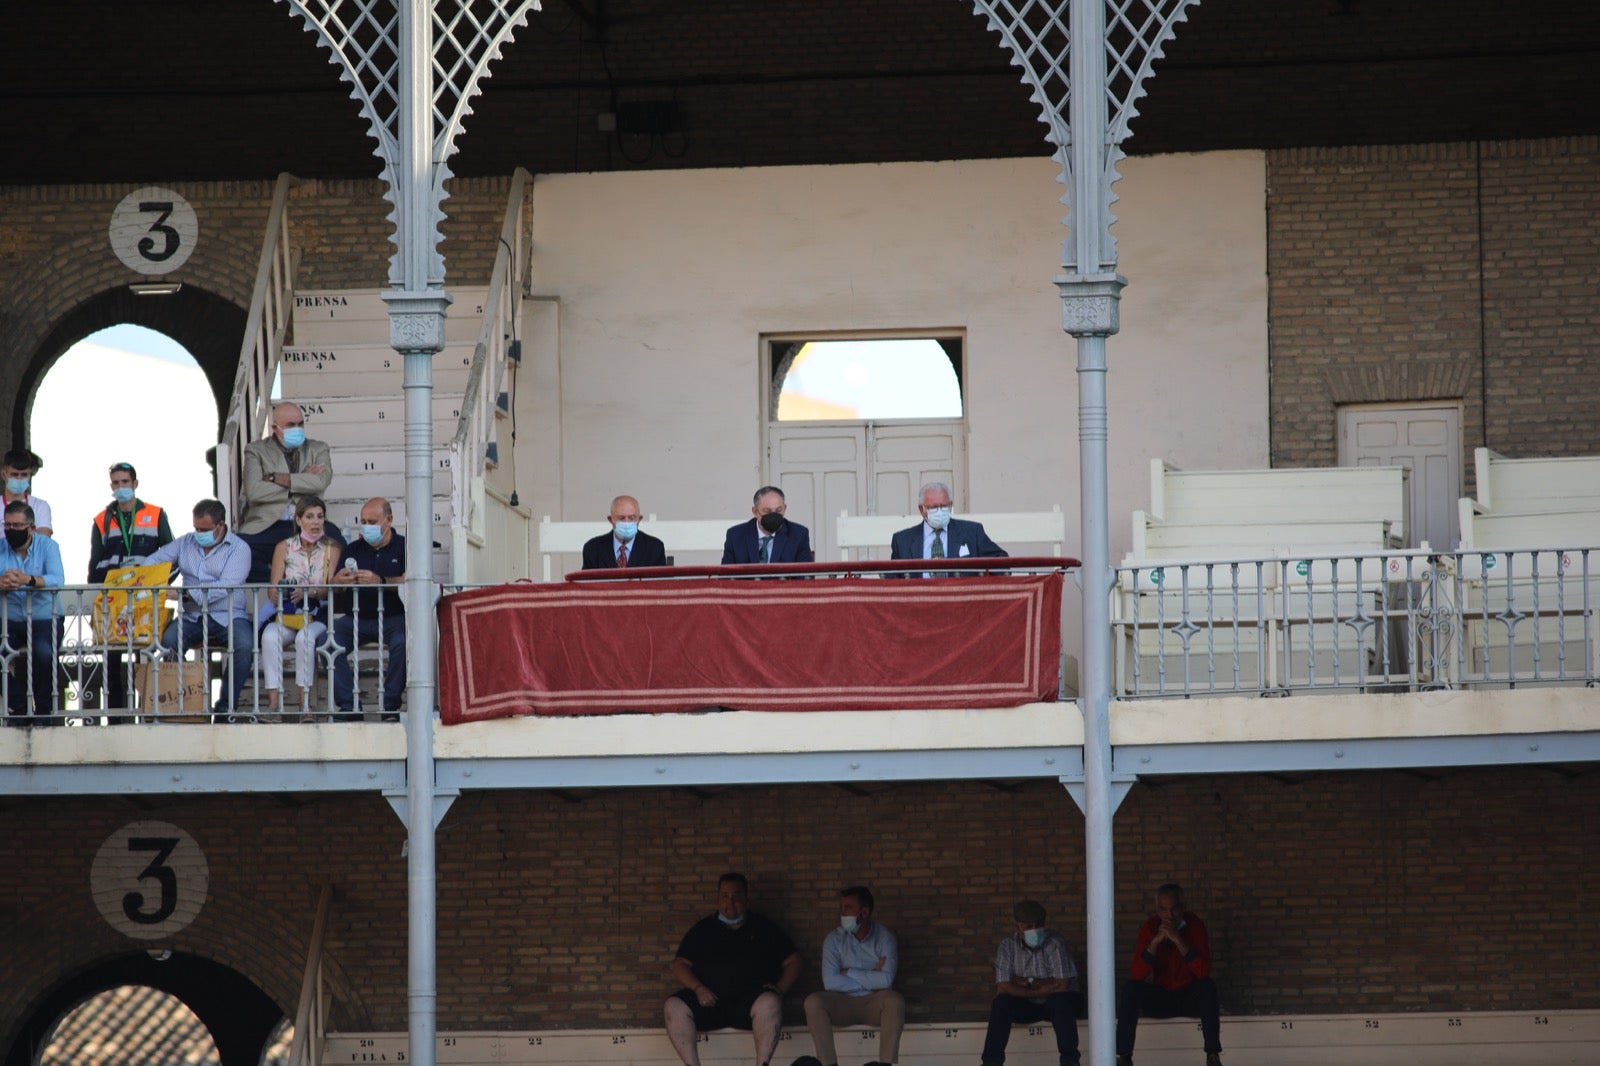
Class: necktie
930,533,945,559
617,544,629,568
760,536,772,563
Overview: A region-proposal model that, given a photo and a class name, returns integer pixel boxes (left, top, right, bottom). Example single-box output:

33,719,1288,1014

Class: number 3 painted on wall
110,187,199,275
92,821,209,940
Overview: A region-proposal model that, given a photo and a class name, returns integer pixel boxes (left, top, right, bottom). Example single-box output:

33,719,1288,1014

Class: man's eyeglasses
3,523,31,531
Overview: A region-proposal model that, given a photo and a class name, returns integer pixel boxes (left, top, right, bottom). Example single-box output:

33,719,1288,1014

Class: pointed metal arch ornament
970,0,1199,274
278,0,538,286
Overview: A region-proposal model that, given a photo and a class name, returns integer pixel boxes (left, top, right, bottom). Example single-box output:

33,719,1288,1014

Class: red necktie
618,544,629,568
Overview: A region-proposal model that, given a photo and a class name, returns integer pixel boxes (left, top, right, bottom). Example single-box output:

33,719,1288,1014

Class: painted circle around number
91,820,209,940
109,187,199,275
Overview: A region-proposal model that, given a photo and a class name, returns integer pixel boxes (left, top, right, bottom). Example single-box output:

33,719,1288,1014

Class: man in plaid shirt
981,899,1081,1066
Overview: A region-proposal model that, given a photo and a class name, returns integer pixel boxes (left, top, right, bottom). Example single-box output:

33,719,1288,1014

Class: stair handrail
217,172,300,516
449,167,532,554
287,883,334,1065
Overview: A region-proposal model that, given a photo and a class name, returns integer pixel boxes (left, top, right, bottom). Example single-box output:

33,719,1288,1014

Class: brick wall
0,176,520,447
1267,136,1600,472
3,767,1595,1039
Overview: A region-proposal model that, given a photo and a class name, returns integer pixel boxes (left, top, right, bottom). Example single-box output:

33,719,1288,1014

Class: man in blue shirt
0,500,64,724
803,886,904,1066
146,499,254,717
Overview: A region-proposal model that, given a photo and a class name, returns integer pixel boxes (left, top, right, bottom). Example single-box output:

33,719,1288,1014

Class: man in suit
889,481,1008,571
722,486,812,564
237,401,337,583
582,494,667,570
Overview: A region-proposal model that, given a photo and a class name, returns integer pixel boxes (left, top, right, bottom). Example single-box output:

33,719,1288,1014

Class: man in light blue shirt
0,500,64,723
146,499,254,716
803,886,904,1066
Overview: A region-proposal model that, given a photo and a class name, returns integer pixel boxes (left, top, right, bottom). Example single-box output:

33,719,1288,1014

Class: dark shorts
673,987,765,1031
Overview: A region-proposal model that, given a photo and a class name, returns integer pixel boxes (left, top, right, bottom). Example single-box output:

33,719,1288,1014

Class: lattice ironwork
972,0,1198,272
280,0,537,282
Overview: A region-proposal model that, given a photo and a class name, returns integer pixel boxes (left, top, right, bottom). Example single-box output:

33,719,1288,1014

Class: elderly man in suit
889,481,1008,571
237,401,337,583
582,494,668,570
722,486,812,565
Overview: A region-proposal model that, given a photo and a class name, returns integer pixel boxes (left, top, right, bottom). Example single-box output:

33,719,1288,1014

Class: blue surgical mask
282,427,306,449
1022,928,1046,949
361,524,384,545
926,506,952,531
614,521,638,542
5,478,29,496
839,915,859,934
194,529,217,549
112,487,136,504
717,912,744,927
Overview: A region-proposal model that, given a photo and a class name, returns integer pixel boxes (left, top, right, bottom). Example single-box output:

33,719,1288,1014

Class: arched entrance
6,951,284,1066
9,285,246,451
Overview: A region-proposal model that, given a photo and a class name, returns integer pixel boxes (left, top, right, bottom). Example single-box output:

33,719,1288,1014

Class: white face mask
839,915,858,934
1022,928,1046,949
925,506,952,531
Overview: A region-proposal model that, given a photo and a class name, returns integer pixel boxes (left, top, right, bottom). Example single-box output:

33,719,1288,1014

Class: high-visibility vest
92,501,168,577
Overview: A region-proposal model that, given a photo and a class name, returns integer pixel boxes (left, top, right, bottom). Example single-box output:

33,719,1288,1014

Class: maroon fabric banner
437,574,1063,722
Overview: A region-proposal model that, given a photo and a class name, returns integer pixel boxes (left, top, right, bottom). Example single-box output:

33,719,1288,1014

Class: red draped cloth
437,573,1063,722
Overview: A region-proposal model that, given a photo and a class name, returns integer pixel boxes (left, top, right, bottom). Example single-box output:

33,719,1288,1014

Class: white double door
1337,401,1463,550
766,419,966,562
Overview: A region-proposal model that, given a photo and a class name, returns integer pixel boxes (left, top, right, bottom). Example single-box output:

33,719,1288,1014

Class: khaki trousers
803,988,906,1065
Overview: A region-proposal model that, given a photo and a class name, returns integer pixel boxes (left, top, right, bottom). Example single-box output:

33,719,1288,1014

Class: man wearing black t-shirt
666,872,803,1066
329,497,406,719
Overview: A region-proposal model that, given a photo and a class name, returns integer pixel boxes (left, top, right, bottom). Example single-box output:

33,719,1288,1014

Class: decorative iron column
968,3,1198,1063
280,2,538,1061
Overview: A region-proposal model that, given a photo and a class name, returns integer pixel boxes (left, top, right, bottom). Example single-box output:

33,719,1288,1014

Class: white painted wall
514,152,1268,656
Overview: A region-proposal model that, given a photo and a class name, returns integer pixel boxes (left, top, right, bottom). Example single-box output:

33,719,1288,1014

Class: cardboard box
134,661,213,722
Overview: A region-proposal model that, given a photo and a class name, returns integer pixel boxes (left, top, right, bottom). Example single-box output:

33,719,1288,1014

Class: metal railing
448,167,533,584
0,582,400,726
217,172,301,517
1113,546,1599,697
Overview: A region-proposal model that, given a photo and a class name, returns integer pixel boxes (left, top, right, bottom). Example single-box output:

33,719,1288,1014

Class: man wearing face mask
1,449,54,538
666,872,803,1066
582,495,667,570
803,885,904,1066
0,501,64,725
329,497,407,720
982,899,1082,1066
238,401,336,584
146,499,254,717
89,462,175,713
722,486,813,565
890,482,1007,575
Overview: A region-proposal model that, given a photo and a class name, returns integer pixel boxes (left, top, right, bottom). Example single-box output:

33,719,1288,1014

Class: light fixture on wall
128,282,183,296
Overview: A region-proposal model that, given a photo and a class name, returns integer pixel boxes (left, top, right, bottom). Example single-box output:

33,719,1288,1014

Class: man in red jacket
1115,883,1221,1066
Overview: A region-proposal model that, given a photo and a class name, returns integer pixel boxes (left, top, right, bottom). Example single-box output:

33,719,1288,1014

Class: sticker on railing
1296,560,1309,577
1149,567,1164,586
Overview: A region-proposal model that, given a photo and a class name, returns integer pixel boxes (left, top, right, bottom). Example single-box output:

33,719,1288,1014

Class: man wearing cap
1116,883,1222,1066
88,462,175,713
804,885,904,1066
582,495,667,570
982,899,1081,1066
666,872,804,1066
238,401,335,583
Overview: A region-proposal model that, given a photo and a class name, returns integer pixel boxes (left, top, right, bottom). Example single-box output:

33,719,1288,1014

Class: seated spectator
582,495,667,569
1116,883,1222,1066
0,501,64,725
2,449,53,538
983,899,1081,1066
146,500,254,718
260,495,339,720
89,461,175,714
722,486,812,564
329,497,407,720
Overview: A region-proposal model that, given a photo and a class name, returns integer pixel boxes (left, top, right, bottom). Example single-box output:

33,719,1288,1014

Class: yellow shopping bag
93,562,174,648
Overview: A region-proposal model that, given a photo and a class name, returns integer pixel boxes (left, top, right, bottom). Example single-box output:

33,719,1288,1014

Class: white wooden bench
1115,461,1420,695
538,517,730,581
324,1009,1600,1066
1454,448,1600,685
835,507,1068,561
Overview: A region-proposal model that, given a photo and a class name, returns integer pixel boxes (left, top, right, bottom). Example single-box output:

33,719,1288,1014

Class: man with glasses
237,401,336,583
89,462,175,713
0,500,64,725
582,494,667,570
146,500,255,718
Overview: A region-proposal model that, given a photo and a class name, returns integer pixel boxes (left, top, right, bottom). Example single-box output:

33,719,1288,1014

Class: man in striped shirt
982,899,1081,1066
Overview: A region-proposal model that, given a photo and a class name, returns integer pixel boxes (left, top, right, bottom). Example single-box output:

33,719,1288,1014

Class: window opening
771,337,962,421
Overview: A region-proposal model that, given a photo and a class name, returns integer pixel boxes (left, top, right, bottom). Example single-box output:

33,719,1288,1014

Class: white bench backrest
537,516,730,581
1460,509,1600,552
1470,447,1600,516
835,507,1066,560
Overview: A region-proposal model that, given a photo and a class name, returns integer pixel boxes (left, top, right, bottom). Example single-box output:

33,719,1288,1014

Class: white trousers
260,619,328,693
